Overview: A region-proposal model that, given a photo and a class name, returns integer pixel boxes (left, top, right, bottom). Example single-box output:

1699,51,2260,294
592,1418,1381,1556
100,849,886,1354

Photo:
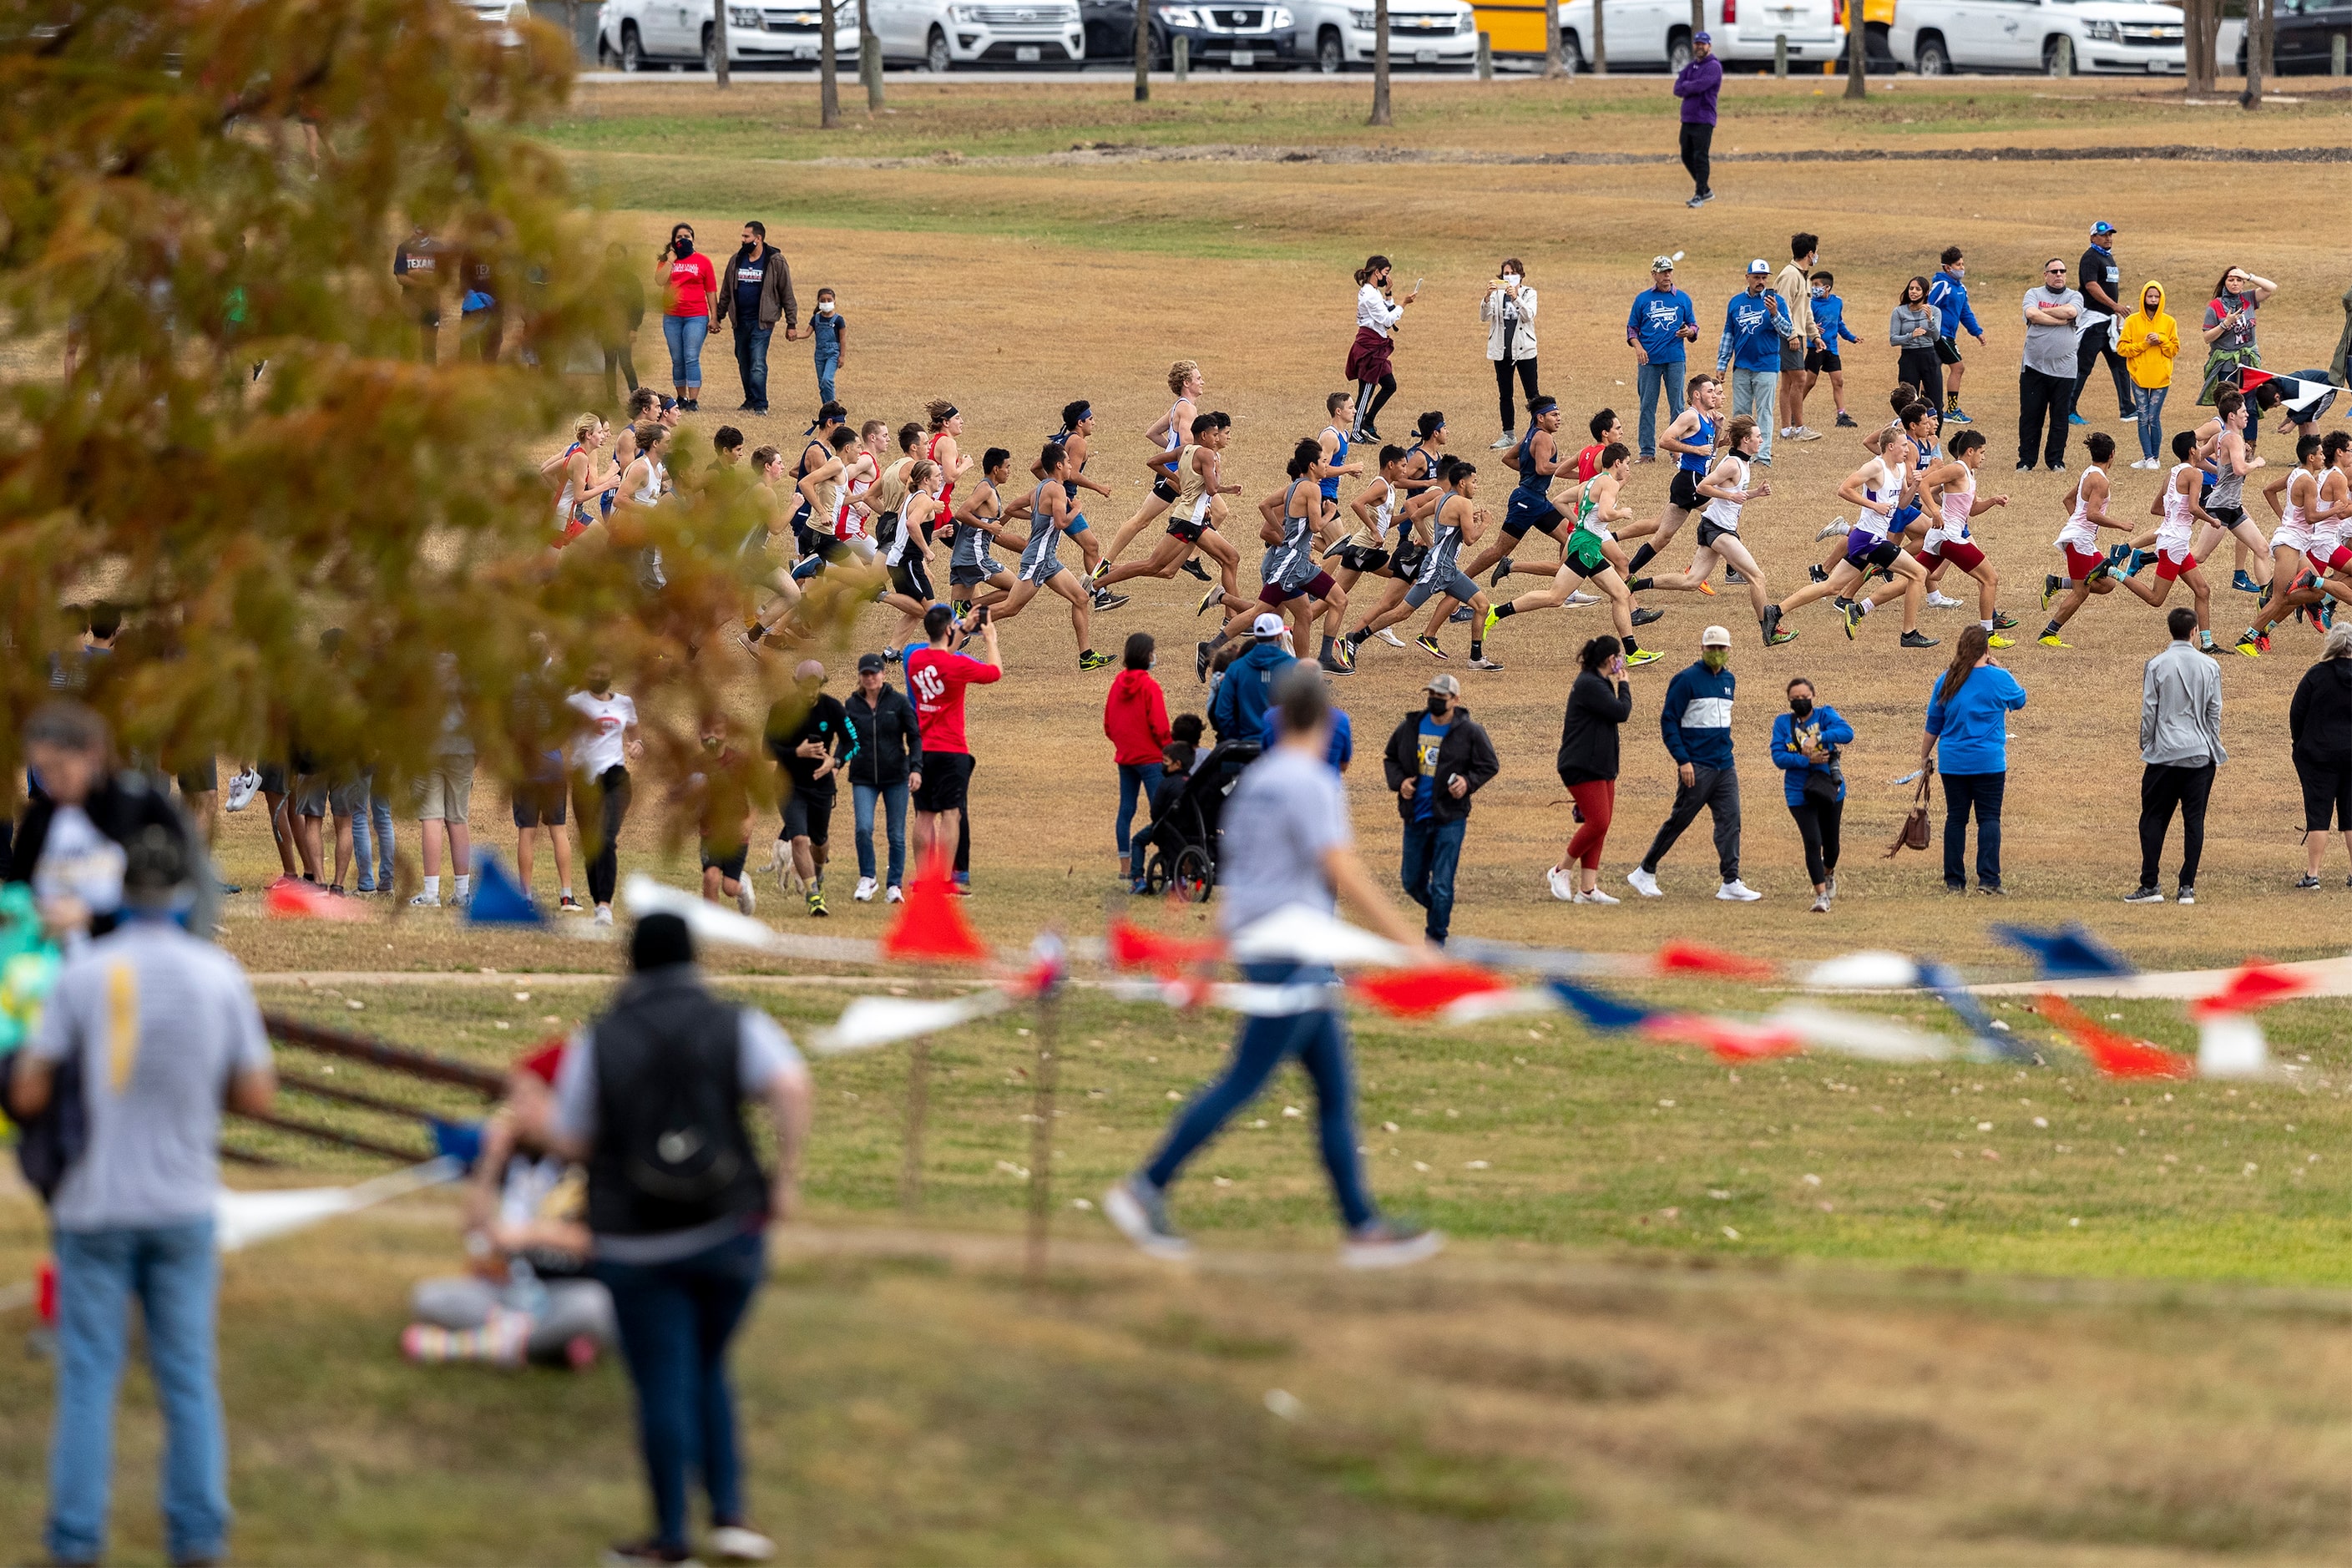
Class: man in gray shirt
2128,605,2223,906
13,825,274,1568
2020,258,2086,473
1105,663,1443,1272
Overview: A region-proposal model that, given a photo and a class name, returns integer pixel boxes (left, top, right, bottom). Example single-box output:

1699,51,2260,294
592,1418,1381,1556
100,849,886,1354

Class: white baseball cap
1746,259,1771,276
1701,625,1732,648
1252,612,1285,639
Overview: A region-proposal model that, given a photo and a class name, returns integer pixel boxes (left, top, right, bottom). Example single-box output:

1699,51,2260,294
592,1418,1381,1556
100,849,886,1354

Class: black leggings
573,764,632,907
1353,373,1397,435
1495,356,1540,432
1897,346,1943,413
1788,795,1843,888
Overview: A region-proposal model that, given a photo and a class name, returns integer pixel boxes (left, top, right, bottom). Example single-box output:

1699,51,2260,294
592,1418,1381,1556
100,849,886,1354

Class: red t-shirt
664,253,718,318
905,648,1001,756
1575,443,1607,483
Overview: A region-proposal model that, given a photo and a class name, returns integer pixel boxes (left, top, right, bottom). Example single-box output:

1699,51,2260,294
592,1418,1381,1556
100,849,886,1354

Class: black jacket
584,967,767,1240
2291,657,2352,771
843,685,922,789
7,771,209,938
1555,671,1634,784
1383,707,1500,824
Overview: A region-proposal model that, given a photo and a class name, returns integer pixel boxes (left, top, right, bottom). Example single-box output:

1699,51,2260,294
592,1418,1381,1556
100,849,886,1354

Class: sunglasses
2046,267,2066,276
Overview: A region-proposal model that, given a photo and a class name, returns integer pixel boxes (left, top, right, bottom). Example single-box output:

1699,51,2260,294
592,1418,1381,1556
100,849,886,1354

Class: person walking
1774,234,1823,443
2019,259,2085,473
2118,281,2181,469
2127,605,2223,906
1673,33,1721,209
1891,275,1944,415
655,223,717,412
1482,260,1540,451
1627,256,1699,462
599,242,646,404
2289,623,2352,888
1550,635,1632,904
567,665,642,928
9,824,275,1568
2198,266,2279,407
1771,677,1852,914
1383,671,1498,948
710,220,797,418
1718,259,1794,467
2072,220,2136,428
543,912,811,1568
1920,625,2027,895
1927,246,1985,424
1103,663,1441,1270
843,651,920,905
1626,625,1759,902
766,660,849,918
1104,630,1173,891
1347,255,1417,443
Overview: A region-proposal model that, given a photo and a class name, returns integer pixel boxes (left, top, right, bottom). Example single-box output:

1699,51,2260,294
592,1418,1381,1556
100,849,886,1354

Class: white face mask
817,301,836,315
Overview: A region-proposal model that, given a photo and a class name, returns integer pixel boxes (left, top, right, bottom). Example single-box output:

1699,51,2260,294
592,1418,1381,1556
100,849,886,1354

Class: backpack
5,1048,87,1204
589,988,759,1232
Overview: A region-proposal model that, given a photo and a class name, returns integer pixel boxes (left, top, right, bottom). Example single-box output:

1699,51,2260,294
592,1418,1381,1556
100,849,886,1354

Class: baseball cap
857,652,886,675
1424,673,1462,698
2091,220,2116,236
1651,255,1676,271
1746,259,1771,276
1701,625,1732,648
1692,28,1711,42
1252,612,1284,639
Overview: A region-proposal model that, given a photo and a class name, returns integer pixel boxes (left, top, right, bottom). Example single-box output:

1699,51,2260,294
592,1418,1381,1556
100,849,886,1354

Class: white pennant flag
816,989,1011,1055
216,1156,463,1252
1766,1004,1955,1064
624,873,780,952
1803,950,1920,990
1227,903,1413,969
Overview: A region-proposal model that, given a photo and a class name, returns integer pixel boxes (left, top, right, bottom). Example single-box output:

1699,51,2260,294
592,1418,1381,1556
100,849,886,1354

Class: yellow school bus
1472,0,1889,59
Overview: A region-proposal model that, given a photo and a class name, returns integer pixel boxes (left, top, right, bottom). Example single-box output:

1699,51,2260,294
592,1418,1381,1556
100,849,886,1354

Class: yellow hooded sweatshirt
2117,281,2179,390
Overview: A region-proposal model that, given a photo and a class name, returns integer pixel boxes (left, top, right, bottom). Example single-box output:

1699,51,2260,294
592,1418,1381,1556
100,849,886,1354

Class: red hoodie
1103,668,1172,766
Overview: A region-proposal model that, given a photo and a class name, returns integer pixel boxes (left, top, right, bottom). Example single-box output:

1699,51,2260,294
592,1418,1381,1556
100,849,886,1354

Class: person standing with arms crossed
1921,625,2028,895
2019,259,2084,473
1626,625,1761,903
1673,33,1721,209
1628,256,1699,463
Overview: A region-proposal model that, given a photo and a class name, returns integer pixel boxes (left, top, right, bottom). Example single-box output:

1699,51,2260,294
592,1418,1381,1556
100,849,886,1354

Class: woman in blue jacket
1921,625,2029,894
1771,677,1853,913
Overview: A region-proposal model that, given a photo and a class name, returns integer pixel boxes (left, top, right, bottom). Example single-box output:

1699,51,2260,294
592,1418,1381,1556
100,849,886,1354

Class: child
1805,272,1862,429
810,287,845,403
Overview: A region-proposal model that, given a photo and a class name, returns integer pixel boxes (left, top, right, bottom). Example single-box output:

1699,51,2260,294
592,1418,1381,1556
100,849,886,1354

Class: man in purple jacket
1673,33,1722,210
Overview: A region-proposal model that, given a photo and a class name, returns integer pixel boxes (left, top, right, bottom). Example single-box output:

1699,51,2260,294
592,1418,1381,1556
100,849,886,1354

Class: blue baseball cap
1692,29,1712,42
2091,220,2116,236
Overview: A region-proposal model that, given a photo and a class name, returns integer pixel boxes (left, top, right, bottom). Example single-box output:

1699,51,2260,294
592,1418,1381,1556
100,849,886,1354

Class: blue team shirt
1411,715,1451,822
1717,290,1792,373
1627,287,1697,365
1811,294,1859,348
1926,271,1980,340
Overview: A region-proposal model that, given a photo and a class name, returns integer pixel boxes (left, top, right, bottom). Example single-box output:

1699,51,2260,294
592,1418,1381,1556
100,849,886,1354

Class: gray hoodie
2141,639,2223,766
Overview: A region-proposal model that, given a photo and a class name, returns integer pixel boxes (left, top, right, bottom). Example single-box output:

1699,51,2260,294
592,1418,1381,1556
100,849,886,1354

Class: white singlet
2275,467,2318,554
630,457,666,508
2155,463,2196,557
1701,458,1748,534
1925,468,1975,552
1346,478,1397,549
2052,464,2103,552
837,453,875,543
1854,454,1908,542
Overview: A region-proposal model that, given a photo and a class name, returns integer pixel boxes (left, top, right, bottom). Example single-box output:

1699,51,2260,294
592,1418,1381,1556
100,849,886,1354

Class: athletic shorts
781,788,834,846
1780,339,1804,374
1805,347,1843,374
1844,534,1901,573
258,762,287,798
1890,504,1924,537
1561,531,1609,579
1017,552,1065,586
1334,543,1390,576
1062,511,1090,536
1669,469,1703,513
890,557,935,602
2156,547,2197,582
1389,543,1429,581
2299,760,2352,832
1166,512,1207,544
558,514,592,546
949,560,998,589
701,842,748,882
1152,475,1181,504
1696,518,1740,551
415,755,475,824
2210,503,2245,530
1264,570,1335,605
510,776,568,829
2310,544,2352,576
1923,539,1985,574
913,751,974,814
1404,569,1478,609
2061,545,2107,583
1503,490,1565,539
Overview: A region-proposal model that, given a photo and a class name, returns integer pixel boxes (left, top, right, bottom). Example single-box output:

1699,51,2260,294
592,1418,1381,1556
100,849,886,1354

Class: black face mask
673,237,694,257
1789,698,1813,719
1426,695,1450,718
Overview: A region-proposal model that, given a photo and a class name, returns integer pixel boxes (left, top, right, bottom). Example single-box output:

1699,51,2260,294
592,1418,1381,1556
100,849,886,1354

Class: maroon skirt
1346,326,1393,384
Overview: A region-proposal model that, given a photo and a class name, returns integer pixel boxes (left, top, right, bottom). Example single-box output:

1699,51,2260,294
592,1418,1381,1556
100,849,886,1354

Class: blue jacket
1717,288,1792,374
1924,665,2027,776
1770,706,1854,807
1627,286,1697,365
1659,662,1737,771
1927,270,1980,341
1812,295,1859,348
1260,705,1353,772
1210,640,1294,742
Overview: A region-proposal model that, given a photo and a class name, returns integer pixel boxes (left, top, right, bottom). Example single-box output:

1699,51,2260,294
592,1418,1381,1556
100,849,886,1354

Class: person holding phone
1481,260,1539,450
2199,266,2279,408
1348,255,1417,444
656,222,718,412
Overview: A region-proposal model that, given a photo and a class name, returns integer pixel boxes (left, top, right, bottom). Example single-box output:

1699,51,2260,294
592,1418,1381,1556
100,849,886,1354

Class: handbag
1802,767,1840,809
1884,772,1933,858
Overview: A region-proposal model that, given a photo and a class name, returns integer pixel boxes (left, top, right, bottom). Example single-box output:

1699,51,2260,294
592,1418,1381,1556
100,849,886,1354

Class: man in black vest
544,913,812,1567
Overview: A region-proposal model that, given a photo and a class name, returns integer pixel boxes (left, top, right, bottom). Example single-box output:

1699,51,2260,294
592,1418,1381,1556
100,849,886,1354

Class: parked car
1083,1,1303,68
2239,0,2352,73
1889,0,2184,74
1294,0,1481,71
874,0,1087,67
1554,0,1844,73
463,0,532,46
599,0,862,71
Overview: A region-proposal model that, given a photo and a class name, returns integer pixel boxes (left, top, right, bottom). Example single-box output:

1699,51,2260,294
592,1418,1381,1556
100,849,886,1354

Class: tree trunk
1844,2,1865,96
1543,0,1565,76
1692,0,1704,37
1593,0,1607,74
2242,0,2267,106
1370,0,1391,125
2182,0,2213,94
712,0,731,86
821,0,841,126
861,0,885,108
1134,0,1150,99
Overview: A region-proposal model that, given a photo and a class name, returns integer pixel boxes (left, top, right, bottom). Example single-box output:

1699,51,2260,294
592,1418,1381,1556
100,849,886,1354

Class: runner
1627,417,1796,646
1348,254,1416,442
945,447,1019,619
1205,438,1352,675
923,398,973,517
1766,402,1939,648
1341,461,1496,669
1333,446,1435,655
879,459,945,658
1034,399,1121,607
1915,429,2013,648
2036,432,2130,649
1618,373,1722,576
787,402,848,578
795,425,876,569
736,443,806,650
864,420,925,640
551,413,617,546
2116,431,2221,650
905,604,1001,887
1098,416,1245,646
1458,396,1570,588
1328,445,1406,601
2190,392,2274,594
964,444,1115,671
1313,391,1365,539
608,387,664,495
1482,443,1662,665
2235,434,2346,655
616,421,671,518
1399,410,1449,493
1096,360,1211,582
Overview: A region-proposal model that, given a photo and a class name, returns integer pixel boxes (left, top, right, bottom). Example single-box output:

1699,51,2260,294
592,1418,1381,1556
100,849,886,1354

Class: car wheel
1560,28,1585,69
1666,28,1691,73
703,25,720,73
2042,33,2073,74
1915,33,1949,75
1317,27,1343,73
620,22,645,71
926,25,952,71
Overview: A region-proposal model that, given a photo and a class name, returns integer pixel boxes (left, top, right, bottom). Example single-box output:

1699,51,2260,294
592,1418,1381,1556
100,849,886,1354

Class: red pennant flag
1106,918,1223,975
2037,994,2193,1079
1351,964,1513,1019
1641,1012,1801,1060
882,852,989,963
1654,943,1777,981
266,879,372,922
2189,962,2309,1019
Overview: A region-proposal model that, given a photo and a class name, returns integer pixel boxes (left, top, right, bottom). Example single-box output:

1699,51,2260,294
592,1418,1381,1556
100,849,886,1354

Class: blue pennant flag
466,852,543,926
1917,958,2034,1061
1545,979,1649,1033
1990,923,2133,979
429,1118,485,1172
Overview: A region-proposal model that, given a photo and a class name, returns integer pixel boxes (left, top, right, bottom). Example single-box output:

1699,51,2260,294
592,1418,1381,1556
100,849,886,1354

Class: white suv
1555,0,1844,72
1889,0,2184,74
878,0,1087,67
599,0,861,71
1292,0,1480,72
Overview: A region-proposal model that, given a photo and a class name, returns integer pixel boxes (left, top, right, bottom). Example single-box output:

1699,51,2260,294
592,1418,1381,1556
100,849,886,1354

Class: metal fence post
1476,29,1493,77
1773,33,1787,74
1173,33,1188,78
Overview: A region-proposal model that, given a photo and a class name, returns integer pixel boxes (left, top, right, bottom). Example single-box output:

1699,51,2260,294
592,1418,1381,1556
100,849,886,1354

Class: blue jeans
1145,962,1375,1230
852,780,908,888
1729,367,1778,462
1399,814,1467,944
815,347,839,404
595,1231,766,1554
48,1217,230,1565
1941,770,2006,891
350,789,396,892
662,313,709,390
1115,761,1164,879
731,315,771,411
2134,383,2168,463
1636,358,1687,458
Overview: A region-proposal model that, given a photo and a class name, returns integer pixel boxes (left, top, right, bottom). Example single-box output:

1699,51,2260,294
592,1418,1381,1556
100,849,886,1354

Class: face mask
1789,697,1813,719
673,237,694,256
1426,694,1449,718
1503,272,1520,285
817,301,836,315
1702,650,1729,673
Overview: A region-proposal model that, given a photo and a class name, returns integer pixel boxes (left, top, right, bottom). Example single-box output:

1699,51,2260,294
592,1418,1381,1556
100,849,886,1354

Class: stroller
1139,738,1261,903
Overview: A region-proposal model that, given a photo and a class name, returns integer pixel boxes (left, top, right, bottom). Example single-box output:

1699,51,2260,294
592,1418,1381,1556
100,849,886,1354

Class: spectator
2290,623,2352,888
1770,676,1853,915
8,702,206,943
1927,245,1984,424
1891,275,1943,414
393,222,443,363
1257,699,1354,773
2073,220,2134,427
1551,635,1631,904
1627,625,1759,903
1774,233,1823,444
8,823,275,1568
2019,258,2084,473
1672,33,1721,209
765,660,849,918
1920,625,2028,895
1803,270,1860,429
567,665,641,928
2128,605,2223,905
656,222,717,413
509,635,579,913
599,241,645,404
807,287,845,405
1627,256,1698,462
690,714,756,915
1481,260,1540,451
543,913,811,1568
456,245,502,364
1104,631,1173,891
291,629,367,895
349,781,396,899
842,651,920,904
710,220,796,418
906,604,1001,889
2118,281,2180,469
1382,672,1498,948
2199,266,2279,407
1207,614,1295,743
412,651,475,910
1717,259,1794,468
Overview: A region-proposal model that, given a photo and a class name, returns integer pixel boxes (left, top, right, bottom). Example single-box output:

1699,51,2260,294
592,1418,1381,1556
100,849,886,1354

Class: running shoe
710,1524,778,1563
224,768,262,812
1808,564,1828,584
1103,1173,1191,1261
1092,589,1130,612
2296,873,2322,889
1341,1219,1445,1271
1924,590,1960,609
1631,607,1665,627
1196,584,1223,616
2258,632,2273,653
1578,887,1620,905
2067,411,2088,426
1489,557,1515,586
2038,632,2072,649
1468,655,1504,670
2199,634,2219,655
1196,640,1211,682
1992,611,2018,630
1090,560,1110,580
1841,602,1860,640
1899,630,1940,649
1448,604,1474,624
1835,412,1859,428
2104,543,2132,572
883,645,903,664
1626,867,1662,898
1945,406,1974,425
1629,576,1654,592
1766,625,1798,647
558,894,585,914
1987,633,2015,649
2041,574,2061,609
853,877,878,903
1715,879,1763,902
1180,557,1211,584
1689,190,1715,207
1545,866,1577,903
1811,893,1831,913
2122,886,2164,903
1375,627,1409,647
1565,591,1601,607
594,906,614,927
736,881,756,916
1787,427,1823,443
1078,650,1115,671
2233,569,2259,594
408,892,440,908
1831,596,1854,613
1490,433,1515,451
1814,516,1850,542
2178,887,2196,905
1624,647,1664,666
886,884,905,903
1414,634,1448,660
1724,569,1747,585
807,888,829,918
2234,634,2263,658
1318,653,1354,675
602,1536,695,1565
1481,605,1503,640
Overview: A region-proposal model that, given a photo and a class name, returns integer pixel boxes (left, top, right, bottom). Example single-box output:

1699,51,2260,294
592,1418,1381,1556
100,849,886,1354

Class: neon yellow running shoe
1481,604,1503,639
1986,633,2014,649
2037,633,2071,649
1625,646,1664,667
